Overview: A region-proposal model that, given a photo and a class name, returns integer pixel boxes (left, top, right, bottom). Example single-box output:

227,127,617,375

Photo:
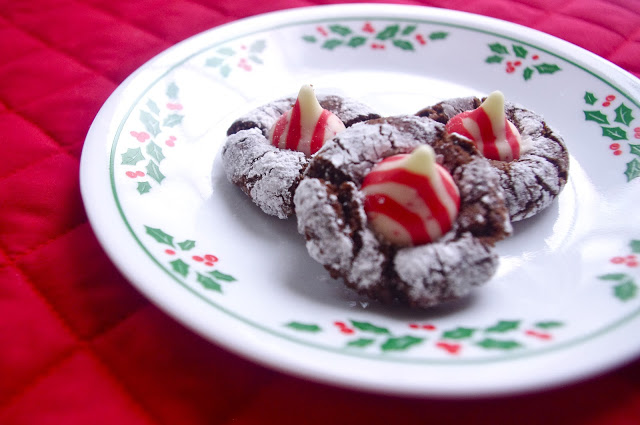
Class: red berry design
629,261,639,268
193,255,204,262
317,26,328,36
422,324,436,331
611,256,626,264
635,133,640,139
606,95,616,101
436,341,461,355
238,58,252,71
165,249,176,255
166,103,183,110
130,131,150,142
371,43,385,50
525,330,552,340
362,22,375,33
409,323,420,329
204,254,218,263
514,60,522,66
532,54,539,60
136,170,145,177
603,101,611,107
610,143,621,150
126,171,137,178
614,150,623,156
333,321,355,334
415,34,426,45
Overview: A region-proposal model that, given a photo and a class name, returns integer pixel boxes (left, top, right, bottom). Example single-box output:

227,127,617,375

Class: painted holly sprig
205,39,266,78
598,239,640,301
302,21,448,52
485,42,560,80
583,91,640,182
121,82,184,194
285,318,563,355
145,226,236,293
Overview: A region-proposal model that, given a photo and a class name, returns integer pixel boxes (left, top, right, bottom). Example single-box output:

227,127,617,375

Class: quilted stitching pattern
1,0,639,424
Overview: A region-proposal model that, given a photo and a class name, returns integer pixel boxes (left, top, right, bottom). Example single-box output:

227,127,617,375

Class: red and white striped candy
269,85,346,156
445,91,522,161
361,145,460,246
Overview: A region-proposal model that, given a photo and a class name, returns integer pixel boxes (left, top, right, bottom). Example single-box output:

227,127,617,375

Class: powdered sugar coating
295,116,510,308
417,96,569,221
222,95,380,218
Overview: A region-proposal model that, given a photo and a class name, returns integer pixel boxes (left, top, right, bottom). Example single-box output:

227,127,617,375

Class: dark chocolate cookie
417,96,569,221
294,115,512,308
222,95,380,219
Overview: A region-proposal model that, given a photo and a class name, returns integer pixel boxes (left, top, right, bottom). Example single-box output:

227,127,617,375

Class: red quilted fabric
1,0,640,424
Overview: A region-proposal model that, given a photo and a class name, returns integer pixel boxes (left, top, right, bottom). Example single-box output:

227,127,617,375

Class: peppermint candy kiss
446,91,522,161
361,145,460,247
269,85,346,156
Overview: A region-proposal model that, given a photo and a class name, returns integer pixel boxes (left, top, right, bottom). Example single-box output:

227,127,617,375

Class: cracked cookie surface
222,95,380,219
417,96,569,221
294,116,512,308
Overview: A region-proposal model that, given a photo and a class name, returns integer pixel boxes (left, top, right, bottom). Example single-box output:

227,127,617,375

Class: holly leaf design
376,24,399,40
513,45,528,58
381,335,423,352
217,47,235,56
286,322,321,332
166,82,178,100
220,64,231,78
485,320,520,333
602,126,628,141
442,327,475,339
584,92,598,105
598,273,629,281
523,67,534,81
197,272,222,292
534,63,561,74
145,226,174,246
489,42,509,54
535,321,564,329
146,160,165,184
136,181,151,194
249,39,266,53
329,24,352,36
177,240,196,251
347,338,375,348
402,25,417,35
392,39,414,51
209,270,236,282
630,145,640,157
350,320,390,334
140,110,161,137
625,158,640,182
169,259,189,277
248,55,263,64
302,35,317,43
429,31,448,40
614,280,637,301
322,39,343,50
206,57,224,67
147,99,160,116
476,338,522,350
631,240,640,253
146,141,165,163
614,103,634,126
347,36,367,48
163,114,184,128
584,110,610,125
486,55,504,64
121,147,145,165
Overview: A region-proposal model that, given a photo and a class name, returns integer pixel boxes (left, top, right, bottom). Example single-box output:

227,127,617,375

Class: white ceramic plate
80,4,640,397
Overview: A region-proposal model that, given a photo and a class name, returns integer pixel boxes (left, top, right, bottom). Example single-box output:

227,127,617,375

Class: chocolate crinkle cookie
417,96,569,221
221,95,380,219
294,115,512,308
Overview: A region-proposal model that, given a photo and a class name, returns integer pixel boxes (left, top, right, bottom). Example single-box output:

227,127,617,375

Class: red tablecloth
2,0,640,424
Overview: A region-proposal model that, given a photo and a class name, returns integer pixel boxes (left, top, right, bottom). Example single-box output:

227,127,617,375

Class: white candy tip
404,145,436,177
